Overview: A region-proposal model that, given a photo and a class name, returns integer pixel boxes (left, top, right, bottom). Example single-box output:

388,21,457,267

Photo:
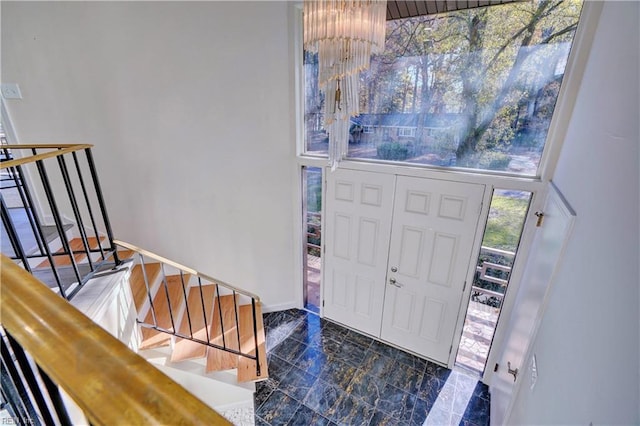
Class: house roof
352,113,462,129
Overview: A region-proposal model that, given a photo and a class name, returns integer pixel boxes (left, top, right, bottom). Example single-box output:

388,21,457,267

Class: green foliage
482,195,529,251
377,142,409,161
478,152,511,170
457,151,511,170
306,169,322,213
472,193,529,305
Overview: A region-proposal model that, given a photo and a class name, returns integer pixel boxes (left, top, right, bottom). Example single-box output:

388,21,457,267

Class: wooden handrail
114,239,261,302
0,255,231,426
0,144,93,169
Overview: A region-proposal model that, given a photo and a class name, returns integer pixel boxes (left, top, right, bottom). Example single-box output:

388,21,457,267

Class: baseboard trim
261,301,299,313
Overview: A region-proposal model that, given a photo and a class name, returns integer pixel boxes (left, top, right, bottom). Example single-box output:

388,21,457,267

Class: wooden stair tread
171,285,216,362
237,302,268,383
205,294,240,372
129,263,161,312
37,236,105,267
139,275,185,350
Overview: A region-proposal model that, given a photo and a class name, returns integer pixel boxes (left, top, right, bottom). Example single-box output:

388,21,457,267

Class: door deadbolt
391,266,397,272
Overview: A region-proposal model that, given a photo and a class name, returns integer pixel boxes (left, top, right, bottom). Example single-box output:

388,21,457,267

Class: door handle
389,278,403,288
507,362,519,382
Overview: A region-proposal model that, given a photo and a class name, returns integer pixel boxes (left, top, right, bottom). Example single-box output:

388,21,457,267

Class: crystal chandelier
304,0,387,169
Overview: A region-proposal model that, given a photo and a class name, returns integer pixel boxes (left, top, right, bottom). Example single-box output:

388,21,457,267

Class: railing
0,254,230,425
115,240,263,377
306,211,321,256
472,245,515,306
0,144,120,300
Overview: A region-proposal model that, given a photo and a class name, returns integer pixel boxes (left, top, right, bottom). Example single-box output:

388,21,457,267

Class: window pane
304,51,328,156
303,1,583,176
302,166,322,314
456,189,531,373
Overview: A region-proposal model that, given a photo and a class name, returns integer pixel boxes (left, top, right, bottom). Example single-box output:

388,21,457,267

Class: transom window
303,0,583,176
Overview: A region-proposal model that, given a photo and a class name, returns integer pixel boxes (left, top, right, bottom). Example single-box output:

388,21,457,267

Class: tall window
302,166,322,314
304,1,583,176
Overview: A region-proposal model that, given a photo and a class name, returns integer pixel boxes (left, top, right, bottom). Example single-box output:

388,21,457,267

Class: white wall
508,2,640,424
1,1,299,309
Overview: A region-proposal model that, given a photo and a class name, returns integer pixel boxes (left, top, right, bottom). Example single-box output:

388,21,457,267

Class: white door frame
296,161,550,374
319,166,495,368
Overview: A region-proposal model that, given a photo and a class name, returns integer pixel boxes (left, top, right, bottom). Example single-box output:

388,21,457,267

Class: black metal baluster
1,195,31,273
7,162,46,255
57,155,94,271
0,340,37,426
159,264,176,332
251,298,261,376
178,271,193,338
71,152,105,261
34,157,82,296
197,277,211,344
5,334,56,426
12,164,63,278
215,284,226,349
232,291,240,355
139,254,158,327
84,149,119,265
36,366,72,426
1,362,32,426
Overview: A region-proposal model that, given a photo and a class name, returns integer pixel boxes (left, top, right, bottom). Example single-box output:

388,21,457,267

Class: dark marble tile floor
255,309,490,426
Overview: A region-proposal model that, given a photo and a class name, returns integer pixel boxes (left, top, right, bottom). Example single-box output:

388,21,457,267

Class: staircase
1,144,266,422
118,242,268,384
5,227,268,385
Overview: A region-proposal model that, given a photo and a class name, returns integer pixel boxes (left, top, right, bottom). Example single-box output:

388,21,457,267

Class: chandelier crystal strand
304,0,386,169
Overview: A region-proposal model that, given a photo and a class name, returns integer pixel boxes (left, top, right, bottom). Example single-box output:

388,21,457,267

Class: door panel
324,169,395,336
490,183,575,424
381,176,484,364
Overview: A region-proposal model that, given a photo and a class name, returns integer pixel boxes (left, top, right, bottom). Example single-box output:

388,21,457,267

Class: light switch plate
1,83,22,99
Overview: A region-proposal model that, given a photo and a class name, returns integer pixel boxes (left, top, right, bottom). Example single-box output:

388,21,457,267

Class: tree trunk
456,12,487,161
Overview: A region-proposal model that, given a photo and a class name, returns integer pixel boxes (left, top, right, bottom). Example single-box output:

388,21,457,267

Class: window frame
397,127,417,138
295,2,599,184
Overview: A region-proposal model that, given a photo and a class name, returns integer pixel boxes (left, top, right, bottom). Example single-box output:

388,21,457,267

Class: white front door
490,182,575,425
380,176,485,364
323,168,395,336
